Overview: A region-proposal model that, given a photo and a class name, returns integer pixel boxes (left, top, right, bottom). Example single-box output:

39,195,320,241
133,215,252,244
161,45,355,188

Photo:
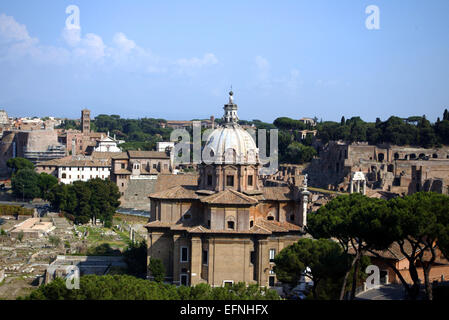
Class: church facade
146,92,309,287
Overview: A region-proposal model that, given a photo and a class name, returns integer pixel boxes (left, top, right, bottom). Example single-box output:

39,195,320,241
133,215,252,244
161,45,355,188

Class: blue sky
0,0,448,122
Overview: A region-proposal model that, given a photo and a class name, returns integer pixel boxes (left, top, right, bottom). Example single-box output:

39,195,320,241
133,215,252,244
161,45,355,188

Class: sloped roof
36,156,110,167
91,151,123,160
200,189,258,205
111,152,129,160
36,156,72,166
154,174,198,192
255,219,302,232
149,185,200,200
254,187,296,201
128,150,169,159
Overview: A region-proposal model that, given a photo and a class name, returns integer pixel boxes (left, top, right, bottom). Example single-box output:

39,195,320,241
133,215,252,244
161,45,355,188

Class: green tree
23,275,280,300
47,179,120,226
285,141,317,164
11,168,40,200
148,258,165,283
7,158,34,173
124,241,147,277
37,173,58,200
307,193,393,300
274,238,350,299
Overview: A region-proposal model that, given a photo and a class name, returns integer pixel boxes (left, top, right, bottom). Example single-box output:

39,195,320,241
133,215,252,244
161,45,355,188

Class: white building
156,141,175,153
94,134,122,153
58,159,111,184
0,110,9,125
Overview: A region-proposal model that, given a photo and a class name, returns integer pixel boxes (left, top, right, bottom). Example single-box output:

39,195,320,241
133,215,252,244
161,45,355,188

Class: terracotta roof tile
255,219,302,232
200,189,258,205
154,174,198,192
149,185,200,200
253,187,295,201
127,150,169,159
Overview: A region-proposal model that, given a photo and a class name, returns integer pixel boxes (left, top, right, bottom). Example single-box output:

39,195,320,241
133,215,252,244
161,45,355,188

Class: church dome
203,92,259,165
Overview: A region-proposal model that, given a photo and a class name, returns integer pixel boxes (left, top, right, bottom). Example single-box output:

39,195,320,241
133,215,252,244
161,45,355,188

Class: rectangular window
223,281,234,287
202,250,208,265
207,174,213,186
248,175,253,186
180,274,188,286
226,175,234,186
180,246,189,263
269,249,276,263
269,276,276,287
250,251,255,265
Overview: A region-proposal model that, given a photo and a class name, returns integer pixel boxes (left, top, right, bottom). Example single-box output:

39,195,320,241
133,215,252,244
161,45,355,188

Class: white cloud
0,13,70,64
0,13,34,43
74,33,106,60
0,13,218,75
62,26,81,47
176,53,218,68
113,32,136,53
253,55,303,94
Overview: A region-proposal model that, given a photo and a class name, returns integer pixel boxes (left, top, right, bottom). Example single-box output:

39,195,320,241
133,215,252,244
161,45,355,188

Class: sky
0,0,448,123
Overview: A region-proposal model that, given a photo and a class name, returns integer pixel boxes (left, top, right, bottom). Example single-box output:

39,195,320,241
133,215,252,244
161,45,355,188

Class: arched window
378,153,385,162
267,215,274,221
227,221,235,230
250,220,254,228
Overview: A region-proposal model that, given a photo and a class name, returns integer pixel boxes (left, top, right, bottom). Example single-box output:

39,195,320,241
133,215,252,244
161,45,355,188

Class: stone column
300,189,310,228
190,236,202,286
172,234,182,285
363,180,367,195
208,237,215,286
257,240,268,286
350,180,354,193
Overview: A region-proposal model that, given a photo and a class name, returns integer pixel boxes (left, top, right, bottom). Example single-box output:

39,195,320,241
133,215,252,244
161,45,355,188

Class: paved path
356,284,406,300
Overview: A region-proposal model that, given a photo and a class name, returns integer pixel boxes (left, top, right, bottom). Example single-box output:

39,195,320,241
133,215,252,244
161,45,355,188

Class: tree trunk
312,280,319,300
350,252,360,300
406,257,421,299
398,241,421,300
421,245,436,300
423,263,433,300
340,254,358,300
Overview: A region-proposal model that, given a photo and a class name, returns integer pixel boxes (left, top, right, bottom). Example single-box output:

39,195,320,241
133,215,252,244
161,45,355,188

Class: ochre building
146,92,309,288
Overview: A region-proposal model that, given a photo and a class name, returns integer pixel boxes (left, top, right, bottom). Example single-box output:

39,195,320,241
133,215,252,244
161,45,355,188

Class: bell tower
223,91,239,125
81,109,91,134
